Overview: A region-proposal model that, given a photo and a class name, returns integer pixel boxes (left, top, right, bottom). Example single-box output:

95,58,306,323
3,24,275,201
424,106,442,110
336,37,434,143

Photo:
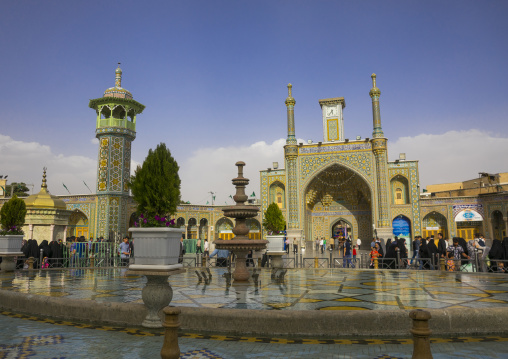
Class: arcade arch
215,217,234,240
422,211,447,239
187,218,197,239
246,218,261,239
491,210,506,240
303,163,373,241
68,210,88,239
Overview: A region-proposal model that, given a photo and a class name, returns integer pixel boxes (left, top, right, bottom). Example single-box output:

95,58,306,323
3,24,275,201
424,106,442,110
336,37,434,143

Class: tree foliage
262,203,286,234
5,182,30,197
0,195,26,235
129,143,181,221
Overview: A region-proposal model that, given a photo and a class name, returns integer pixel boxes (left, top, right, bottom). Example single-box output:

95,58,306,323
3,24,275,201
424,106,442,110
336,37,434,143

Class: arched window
391,176,409,205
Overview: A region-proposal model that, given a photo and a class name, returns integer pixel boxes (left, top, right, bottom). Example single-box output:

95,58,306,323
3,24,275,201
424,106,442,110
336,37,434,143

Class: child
446,251,455,272
41,257,49,269
370,247,380,269
352,245,357,262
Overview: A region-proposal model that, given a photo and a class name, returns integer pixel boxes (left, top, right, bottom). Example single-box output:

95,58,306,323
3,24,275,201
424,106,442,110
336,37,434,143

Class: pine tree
129,143,181,221
0,195,26,235
262,203,286,234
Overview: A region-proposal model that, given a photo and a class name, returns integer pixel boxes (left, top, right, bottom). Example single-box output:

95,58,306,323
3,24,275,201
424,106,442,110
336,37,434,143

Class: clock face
326,107,337,117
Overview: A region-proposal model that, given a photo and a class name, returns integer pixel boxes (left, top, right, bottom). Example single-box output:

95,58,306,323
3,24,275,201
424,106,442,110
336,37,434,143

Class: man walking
356,237,362,251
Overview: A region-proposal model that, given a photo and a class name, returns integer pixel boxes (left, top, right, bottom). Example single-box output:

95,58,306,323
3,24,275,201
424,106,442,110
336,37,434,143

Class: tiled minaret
89,65,145,238
369,74,392,237
284,84,301,240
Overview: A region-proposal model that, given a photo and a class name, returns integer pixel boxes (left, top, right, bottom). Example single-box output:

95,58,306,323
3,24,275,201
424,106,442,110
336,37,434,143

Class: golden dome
24,168,67,210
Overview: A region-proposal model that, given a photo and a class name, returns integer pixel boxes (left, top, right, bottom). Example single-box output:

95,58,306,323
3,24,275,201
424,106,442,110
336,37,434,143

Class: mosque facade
1,69,506,245
260,75,421,243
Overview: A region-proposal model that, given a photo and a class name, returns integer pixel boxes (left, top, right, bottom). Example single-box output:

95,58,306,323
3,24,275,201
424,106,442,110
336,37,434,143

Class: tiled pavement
1,267,508,311
1,312,508,358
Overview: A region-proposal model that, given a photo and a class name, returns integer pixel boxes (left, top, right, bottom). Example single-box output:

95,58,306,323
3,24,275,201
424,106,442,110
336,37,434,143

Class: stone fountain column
214,162,267,282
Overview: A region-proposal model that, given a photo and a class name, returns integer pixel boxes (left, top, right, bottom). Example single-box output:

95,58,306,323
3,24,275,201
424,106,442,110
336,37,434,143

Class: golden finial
369,73,381,98
115,63,122,88
41,167,47,189
287,83,292,97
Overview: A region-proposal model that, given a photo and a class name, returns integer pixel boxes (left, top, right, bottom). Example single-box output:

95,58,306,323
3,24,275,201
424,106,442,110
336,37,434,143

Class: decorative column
369,74,392,239
184,224,188,239
284,84,302,240
63,226,67,242
29,224,34,240
50,224,55,242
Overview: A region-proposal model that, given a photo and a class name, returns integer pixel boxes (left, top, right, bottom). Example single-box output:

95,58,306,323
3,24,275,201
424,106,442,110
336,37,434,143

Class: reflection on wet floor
1,268,508,311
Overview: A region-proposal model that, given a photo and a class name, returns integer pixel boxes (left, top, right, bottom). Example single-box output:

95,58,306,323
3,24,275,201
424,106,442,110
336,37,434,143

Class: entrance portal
304,163,372,242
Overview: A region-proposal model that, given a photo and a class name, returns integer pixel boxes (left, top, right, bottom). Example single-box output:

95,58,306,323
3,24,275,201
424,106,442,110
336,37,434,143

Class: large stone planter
266,235,285,253
0,235,23,254
0,235,24,272
128,227,185,270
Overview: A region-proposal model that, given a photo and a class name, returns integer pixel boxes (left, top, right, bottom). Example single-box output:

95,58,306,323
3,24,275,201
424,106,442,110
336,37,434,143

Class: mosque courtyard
1,266,508,358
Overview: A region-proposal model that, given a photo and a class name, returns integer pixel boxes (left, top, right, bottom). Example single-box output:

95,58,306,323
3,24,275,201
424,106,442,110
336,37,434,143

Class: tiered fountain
213,161,268,282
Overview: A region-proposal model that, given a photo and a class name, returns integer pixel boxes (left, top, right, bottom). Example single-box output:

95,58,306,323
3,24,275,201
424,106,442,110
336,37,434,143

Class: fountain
213,161,268,282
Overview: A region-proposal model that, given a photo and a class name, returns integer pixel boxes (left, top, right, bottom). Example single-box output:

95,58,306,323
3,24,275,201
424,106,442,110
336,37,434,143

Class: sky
0,1,507,204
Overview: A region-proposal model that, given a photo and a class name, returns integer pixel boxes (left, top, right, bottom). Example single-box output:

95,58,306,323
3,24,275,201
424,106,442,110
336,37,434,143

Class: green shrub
129,143,181,227
0,195,26,235
262,203,286,234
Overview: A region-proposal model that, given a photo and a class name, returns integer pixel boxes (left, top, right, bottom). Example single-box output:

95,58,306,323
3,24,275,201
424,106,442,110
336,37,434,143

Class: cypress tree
129,143,181,222
262,202,286,234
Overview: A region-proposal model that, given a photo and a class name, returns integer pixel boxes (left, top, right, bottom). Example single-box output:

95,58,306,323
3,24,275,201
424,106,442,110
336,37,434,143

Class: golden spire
115,63,122,88
41,167,48,190
285,83,295,106
369,73,381,97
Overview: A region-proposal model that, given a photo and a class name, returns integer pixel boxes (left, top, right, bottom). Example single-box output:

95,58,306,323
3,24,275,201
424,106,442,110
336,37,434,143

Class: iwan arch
260,75,421,242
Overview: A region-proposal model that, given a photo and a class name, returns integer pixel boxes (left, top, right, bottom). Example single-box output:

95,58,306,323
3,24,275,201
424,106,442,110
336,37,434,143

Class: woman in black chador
489,238,505,272
384,240,398,269
419,238,431,270
49,240,64,267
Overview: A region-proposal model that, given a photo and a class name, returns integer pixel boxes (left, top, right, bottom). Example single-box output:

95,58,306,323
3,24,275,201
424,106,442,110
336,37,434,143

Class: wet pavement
1,267,508,311
1,311,508,358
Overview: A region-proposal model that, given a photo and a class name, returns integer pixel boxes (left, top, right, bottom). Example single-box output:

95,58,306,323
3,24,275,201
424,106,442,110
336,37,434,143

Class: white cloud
180,139,287,204
388,129,508,190
90,138,99,145
4,130,506,204
0,134,97,196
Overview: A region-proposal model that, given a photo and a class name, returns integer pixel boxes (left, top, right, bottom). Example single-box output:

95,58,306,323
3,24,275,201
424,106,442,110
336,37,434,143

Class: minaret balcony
98,118,136,131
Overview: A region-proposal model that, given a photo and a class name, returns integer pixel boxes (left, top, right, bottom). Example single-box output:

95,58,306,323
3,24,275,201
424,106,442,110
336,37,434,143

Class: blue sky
1,1,507,203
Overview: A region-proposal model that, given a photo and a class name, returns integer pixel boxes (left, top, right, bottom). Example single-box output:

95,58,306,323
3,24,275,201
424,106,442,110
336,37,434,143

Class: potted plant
262,203,286,253
128,143,184,268
0,195,26,271
0,195,26,253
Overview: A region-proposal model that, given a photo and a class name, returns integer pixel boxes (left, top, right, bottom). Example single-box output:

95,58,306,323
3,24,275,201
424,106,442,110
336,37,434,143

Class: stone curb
1,289,508,337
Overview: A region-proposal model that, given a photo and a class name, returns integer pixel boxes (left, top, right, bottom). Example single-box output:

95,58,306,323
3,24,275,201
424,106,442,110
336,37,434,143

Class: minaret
285,84,297,145
284,84,301,240
369,74,392,237
89,64,145,238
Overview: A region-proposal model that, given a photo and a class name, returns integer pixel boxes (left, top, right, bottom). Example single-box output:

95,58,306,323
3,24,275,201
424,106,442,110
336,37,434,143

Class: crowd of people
366,233,508,273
